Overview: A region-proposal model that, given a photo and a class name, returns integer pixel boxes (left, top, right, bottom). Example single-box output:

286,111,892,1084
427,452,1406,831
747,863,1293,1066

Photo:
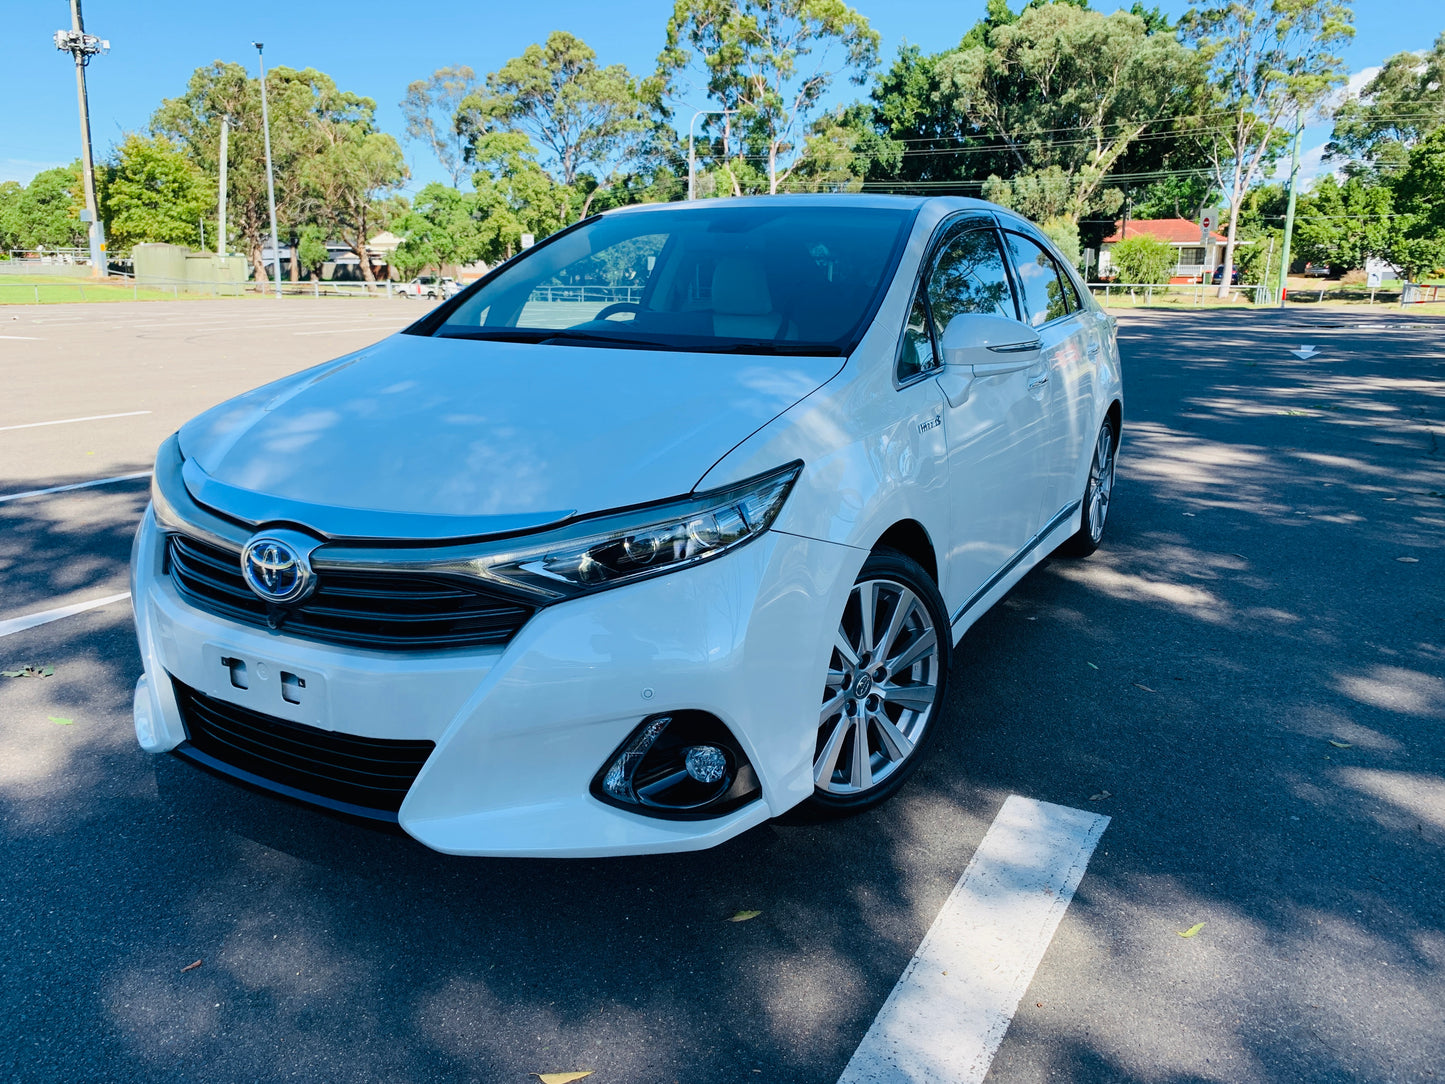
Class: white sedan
131,195,1121,857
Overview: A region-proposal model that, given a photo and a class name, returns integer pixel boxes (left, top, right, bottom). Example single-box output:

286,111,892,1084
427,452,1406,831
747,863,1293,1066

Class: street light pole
54,0,109,278
218,116,230,256
687,108,734,201
254,42,282,298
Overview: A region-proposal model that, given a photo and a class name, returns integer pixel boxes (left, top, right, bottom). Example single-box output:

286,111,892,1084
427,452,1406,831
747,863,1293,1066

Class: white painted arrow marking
1290,345,1319,359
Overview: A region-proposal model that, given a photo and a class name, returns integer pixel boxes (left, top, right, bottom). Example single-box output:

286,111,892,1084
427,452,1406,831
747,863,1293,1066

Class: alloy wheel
814,578,940,795
1086,425,1115,543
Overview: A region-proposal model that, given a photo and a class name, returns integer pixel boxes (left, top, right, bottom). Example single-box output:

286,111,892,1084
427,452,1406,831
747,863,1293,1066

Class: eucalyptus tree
400,66,478,188
654,0,880,195
1328,32,1445,175
1182,0,1355,295
457,32,646,188
937,2,1203,225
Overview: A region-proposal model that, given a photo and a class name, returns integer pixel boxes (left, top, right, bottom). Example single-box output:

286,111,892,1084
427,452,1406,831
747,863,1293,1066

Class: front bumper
131,507,860,857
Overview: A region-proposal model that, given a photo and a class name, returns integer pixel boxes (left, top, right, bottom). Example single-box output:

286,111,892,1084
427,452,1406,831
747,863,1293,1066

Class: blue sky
3,0,1440,193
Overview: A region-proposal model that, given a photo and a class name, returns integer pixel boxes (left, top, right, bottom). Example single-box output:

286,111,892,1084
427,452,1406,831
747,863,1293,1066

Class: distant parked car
1211,266,1241,285
396,275,445,299
1303,263,1330,278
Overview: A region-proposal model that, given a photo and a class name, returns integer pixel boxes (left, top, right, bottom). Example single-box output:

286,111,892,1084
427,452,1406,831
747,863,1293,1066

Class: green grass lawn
0,278,206,304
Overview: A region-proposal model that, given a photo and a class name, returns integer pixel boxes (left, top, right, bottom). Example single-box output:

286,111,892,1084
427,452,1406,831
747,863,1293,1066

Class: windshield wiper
706,341,843,356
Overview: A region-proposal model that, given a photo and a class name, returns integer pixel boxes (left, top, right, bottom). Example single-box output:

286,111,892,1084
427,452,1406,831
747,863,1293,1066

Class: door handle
1028,374,1049,391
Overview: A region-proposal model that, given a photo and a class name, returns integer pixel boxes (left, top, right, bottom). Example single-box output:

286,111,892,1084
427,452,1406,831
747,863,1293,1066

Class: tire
1058,417,1118,558
806,549,951,815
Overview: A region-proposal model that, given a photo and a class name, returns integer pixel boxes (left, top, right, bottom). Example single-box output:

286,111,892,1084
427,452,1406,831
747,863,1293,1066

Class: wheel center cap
852,673,873,698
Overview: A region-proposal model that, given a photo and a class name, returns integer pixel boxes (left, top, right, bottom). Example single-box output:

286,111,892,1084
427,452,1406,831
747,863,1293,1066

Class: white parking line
0,410,151,432
0,334,42,340
0,471,152,504
837,795,1109,1084
293,326,396,335
0,592,131,639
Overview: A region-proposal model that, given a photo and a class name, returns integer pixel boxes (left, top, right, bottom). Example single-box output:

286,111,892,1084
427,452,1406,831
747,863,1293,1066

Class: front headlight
438,461,802,602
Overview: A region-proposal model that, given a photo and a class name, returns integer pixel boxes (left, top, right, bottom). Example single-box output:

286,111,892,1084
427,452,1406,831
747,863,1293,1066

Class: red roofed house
1097,218,1226,283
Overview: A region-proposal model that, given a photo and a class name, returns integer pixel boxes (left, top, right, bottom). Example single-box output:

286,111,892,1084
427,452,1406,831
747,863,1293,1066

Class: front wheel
1058,418,1117,557
806,550,950,814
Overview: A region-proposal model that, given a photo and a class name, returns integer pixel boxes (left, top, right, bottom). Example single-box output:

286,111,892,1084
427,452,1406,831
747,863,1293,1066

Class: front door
917,223,1048,622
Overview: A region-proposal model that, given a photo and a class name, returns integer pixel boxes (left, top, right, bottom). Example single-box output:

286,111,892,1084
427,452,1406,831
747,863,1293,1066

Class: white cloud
1314,65,1382,121
0,159,64,186
1270,141,1335,184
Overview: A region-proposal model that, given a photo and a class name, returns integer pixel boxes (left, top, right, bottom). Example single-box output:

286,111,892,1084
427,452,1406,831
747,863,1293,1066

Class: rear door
999,229,1095,534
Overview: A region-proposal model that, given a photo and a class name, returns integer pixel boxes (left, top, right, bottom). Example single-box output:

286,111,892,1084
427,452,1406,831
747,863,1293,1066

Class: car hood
177,333,841,539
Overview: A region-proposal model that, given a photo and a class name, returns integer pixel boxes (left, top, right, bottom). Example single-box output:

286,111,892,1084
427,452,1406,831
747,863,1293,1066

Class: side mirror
940,313,1041,375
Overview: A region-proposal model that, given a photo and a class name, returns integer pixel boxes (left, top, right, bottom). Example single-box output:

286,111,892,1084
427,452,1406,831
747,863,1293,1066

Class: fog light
685,745,727,783
592,712,761,820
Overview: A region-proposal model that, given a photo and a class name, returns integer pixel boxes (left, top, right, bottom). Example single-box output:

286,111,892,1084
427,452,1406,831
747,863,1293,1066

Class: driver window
927,228,1018,333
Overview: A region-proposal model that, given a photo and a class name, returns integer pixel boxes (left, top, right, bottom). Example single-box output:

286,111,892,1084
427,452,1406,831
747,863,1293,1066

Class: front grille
171,678,433,820
166,533,533,651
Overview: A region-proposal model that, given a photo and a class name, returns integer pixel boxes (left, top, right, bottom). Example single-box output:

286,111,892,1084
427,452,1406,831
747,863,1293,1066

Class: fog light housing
592,712,760,819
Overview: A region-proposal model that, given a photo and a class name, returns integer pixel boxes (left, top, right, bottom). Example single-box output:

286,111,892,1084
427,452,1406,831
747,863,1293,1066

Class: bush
1109,235,1175,284
1039,216,1081,270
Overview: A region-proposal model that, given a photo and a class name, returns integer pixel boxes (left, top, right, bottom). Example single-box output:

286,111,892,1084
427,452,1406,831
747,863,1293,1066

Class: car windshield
420,203,915,356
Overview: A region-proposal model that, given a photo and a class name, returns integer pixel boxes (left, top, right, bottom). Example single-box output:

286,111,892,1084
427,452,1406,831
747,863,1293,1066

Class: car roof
604,193,998,216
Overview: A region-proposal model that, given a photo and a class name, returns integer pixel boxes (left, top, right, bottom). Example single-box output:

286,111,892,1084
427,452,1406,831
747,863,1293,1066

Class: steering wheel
593,302,642,321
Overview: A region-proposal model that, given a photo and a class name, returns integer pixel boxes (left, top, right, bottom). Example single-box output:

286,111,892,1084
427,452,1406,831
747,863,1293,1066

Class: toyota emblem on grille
240,532,319,605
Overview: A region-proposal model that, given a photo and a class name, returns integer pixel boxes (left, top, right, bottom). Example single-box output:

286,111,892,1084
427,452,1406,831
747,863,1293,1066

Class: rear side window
927,227,1017,333
1003,232,1072,327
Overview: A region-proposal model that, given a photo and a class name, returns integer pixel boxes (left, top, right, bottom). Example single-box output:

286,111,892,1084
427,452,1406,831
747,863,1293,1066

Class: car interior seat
711,257,784,339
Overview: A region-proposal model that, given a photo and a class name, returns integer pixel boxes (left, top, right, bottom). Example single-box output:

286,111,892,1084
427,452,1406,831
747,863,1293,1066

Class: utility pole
1277,111,1305,308
218,116,230,255
254,42,282,298
53,1,109,278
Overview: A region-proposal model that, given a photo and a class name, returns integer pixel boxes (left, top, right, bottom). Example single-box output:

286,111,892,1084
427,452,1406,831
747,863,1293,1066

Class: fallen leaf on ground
0,671,22,678
48,717,73,726
1086,662,1099,670
180,959,202,973
1178,923,1205,938
728,910,762,923
2,665,55,679
1089,791,1112,801
1328,740,1352,749
1132,683,1156,692
536,1073,593,1083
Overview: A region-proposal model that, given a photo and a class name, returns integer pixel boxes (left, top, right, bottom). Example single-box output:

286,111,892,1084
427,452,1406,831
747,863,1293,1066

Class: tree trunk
250,241,267,293
1217,176,1245,300
768,143,778,195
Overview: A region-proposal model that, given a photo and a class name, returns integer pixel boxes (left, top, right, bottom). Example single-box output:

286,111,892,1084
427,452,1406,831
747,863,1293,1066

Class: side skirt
949,500,1081,643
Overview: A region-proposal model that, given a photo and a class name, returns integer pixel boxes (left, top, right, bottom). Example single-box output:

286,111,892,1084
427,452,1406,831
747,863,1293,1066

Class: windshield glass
422,203,915,356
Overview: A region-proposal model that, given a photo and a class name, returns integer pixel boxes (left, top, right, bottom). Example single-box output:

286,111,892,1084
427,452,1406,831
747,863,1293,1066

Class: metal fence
1089,282,1271,306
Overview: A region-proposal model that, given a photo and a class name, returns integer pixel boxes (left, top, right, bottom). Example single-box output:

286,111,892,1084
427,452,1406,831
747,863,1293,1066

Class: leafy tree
0,180,24,251
155,63,315,284
1292,173,1393,274
1131,174,1217,220
937,3,1204,224
458,33,646,188
469,132,573,261
295,224,330,279
6,165,87,250
1109,234,1176,283
1182,0,1355,295
1382,127,1445,280
99,134,208,255
1038,216,1082,269
655,0,881,194
304,82,409,284
392,182,490,275
400,66,478,188
1328,33,1445,174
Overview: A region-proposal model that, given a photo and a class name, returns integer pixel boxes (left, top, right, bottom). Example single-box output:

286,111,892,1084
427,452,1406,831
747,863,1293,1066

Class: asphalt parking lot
2,298,1443,1083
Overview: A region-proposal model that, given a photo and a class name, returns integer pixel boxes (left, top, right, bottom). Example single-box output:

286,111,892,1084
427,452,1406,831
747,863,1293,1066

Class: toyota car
131,195,1122,857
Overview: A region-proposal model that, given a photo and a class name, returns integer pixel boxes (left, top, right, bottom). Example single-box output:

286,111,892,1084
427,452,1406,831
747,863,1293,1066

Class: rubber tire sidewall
1058,417,1118,558
804,548,952,816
